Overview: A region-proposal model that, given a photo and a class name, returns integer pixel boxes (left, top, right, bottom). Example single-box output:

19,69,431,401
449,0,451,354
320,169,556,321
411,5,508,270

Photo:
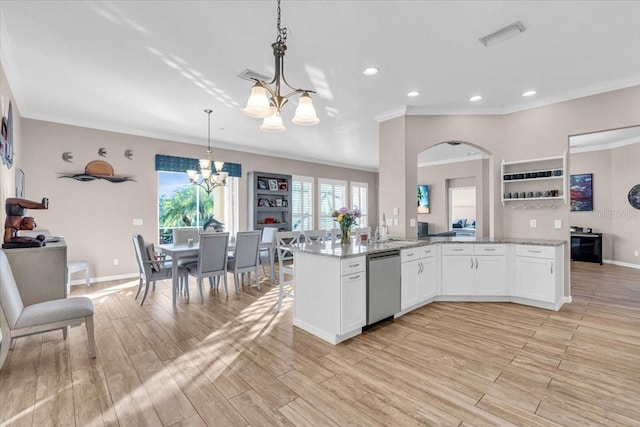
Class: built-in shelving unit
248,171,292,231
501,152,567,207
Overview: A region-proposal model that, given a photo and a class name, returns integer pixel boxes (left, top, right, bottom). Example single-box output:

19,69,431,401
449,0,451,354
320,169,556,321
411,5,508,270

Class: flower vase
340,227,350,245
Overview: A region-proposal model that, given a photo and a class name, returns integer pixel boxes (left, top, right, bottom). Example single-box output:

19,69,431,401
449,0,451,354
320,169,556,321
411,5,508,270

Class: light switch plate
410,219,416,227
133,218,143,226
393,207,399,216
393,218,399,226
530,219,537,228
386,218,393,226
554,219,562,229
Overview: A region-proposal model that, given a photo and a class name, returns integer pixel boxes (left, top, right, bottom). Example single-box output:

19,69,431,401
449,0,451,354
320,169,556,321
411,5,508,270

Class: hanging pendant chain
276,0,287,44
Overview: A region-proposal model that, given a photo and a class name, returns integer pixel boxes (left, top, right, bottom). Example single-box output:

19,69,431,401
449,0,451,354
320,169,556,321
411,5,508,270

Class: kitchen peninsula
293,237,566,344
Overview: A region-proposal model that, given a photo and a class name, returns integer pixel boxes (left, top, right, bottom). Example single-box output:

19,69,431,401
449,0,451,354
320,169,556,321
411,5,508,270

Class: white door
418,256,438,301
515,256,555,302
340,272,366,333
442,255,474,295
475,255,507,295
401,260,420,310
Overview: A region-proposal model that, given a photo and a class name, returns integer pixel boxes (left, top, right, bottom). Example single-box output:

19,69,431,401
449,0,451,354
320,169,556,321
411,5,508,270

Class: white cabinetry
441,244,506,297
340,257,366,334
401,246,438,311
501,152,567,207
293,252,365,344
514,245,564,309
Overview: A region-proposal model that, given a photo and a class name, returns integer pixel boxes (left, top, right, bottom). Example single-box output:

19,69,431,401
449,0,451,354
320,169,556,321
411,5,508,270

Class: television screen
417,185,430,213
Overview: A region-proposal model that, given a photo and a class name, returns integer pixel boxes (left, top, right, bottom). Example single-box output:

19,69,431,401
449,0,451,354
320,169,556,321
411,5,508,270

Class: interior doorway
449,186,476,236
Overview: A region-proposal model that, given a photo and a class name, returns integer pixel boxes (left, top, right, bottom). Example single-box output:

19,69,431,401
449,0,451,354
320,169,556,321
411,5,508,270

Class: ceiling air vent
237,69,271,82
479,21,525,46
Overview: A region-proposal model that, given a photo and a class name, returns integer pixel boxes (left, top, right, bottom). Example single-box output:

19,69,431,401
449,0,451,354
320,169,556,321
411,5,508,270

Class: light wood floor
1,262,639,426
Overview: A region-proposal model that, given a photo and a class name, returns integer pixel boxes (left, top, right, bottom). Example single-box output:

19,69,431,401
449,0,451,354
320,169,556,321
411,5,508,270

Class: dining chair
259,226,278,279
172,228,200,267
185,232,230,301
0,251,96,370
302,229,325,244
227,231,261,295
275,231,300,311
131,234,187,305
326,229,341,243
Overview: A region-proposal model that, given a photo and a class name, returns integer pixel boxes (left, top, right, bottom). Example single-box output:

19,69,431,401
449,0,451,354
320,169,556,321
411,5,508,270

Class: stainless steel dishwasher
366,249,401,325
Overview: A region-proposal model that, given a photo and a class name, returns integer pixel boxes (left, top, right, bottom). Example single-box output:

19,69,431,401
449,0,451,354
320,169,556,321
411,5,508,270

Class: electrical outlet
410,218,416,227
133,218,143,226
554,219,562,229
530,219,537,228
113,258,119,265
393,207,399,216
635,250,639,257
385,218,393,226
393,218,399,226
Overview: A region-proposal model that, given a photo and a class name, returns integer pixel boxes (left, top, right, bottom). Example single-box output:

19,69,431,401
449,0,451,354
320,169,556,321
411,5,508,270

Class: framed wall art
570,173,593,211
417,185,430,213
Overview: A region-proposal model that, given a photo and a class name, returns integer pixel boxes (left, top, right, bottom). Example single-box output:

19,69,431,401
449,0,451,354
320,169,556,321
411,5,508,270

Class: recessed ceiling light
363,67,379,76
522,90,537,97
407,91,420,97
469,95,483,102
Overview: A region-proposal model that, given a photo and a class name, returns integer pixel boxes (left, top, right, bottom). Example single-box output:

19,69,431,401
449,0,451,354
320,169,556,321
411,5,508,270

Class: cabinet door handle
475,257,479,269
406,253,414,257
348,263,360,268
348,274,360,280
419,262,423,274
470,258,474,269
528,250,542,253
452,248,464,252
550,262,553,275
483,248,496,252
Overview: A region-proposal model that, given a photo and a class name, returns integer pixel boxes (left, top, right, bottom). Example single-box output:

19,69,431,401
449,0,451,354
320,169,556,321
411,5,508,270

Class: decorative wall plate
628,184,640,209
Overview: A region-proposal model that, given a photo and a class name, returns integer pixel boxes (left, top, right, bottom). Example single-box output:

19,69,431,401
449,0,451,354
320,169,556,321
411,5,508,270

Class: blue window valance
155,154,242,177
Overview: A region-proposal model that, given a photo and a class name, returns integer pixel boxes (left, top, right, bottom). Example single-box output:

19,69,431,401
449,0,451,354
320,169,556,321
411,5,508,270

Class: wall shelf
501,152,567,207
248,171,292,232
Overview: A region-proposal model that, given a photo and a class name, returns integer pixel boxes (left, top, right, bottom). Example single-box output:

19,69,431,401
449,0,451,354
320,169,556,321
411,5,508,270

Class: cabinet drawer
515,245,555,259
419,246,437,257
341,256,365,275
441,245,473,256
474,244,506,255
401,248,421,262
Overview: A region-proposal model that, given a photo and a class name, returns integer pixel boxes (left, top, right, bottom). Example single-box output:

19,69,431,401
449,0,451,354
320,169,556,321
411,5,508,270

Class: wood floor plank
1,263,639,426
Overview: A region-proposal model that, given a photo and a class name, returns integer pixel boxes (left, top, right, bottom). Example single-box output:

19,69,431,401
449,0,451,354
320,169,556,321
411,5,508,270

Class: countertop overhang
292,236,566,258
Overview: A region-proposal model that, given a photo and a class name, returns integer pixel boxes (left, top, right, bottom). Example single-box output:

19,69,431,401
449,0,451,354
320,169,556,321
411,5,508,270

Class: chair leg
255,267,261,290
63,326,68,340
85,267,91,287
260,258,267,277
135,277,143,299
234,274,240,295
85,315,97,358
277,281,284,311
208,277,214,289
140,280,151,305
222,274,228,296
0,334,11,370
197,278,204,302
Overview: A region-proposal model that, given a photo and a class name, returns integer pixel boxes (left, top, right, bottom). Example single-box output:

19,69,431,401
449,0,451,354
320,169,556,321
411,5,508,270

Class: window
292,175,314,231
351,182,368,228
157,171,238,243
319,178,347,230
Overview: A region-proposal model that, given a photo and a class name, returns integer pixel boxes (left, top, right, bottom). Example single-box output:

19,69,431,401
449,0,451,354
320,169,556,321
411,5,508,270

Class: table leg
172,253,179,305
270,246,275,284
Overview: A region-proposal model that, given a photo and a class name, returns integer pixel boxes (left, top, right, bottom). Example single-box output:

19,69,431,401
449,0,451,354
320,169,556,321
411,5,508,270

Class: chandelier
186,109,228,194
242,0,319,132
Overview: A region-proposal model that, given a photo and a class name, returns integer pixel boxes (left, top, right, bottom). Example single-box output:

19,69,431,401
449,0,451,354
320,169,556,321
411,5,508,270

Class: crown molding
373,106,407,123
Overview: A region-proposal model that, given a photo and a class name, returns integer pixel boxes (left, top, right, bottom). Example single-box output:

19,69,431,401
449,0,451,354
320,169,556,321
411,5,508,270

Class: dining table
157,239,276,304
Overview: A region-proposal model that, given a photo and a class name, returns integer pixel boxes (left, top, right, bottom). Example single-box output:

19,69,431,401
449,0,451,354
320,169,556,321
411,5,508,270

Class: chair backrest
131,234,152,278
326,229,341,242
303,230,325,243
173,228,200,244
232,231,261,270
0,250,25,328
275,231,301,261
198,232,229,274
261,226,278,245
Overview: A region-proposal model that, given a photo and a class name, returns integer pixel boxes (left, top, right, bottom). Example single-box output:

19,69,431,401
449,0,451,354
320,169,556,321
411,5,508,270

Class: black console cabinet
571,232,603,265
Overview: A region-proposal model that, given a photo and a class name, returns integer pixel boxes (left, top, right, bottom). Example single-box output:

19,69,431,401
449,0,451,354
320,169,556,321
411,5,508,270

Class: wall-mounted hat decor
628,184,640,209
98,148,107,157
125,149,133,159
59,160,134,183
62,152,73,162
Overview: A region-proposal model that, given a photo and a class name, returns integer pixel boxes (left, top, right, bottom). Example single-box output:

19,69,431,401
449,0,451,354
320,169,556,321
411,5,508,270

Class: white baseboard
562,296,573,304
603,259,640,270
70,272,138,286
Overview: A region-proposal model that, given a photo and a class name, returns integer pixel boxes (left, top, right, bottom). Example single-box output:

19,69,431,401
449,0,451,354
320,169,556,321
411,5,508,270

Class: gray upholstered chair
227,231,261,294
326,229,341,243
275,231,300,311
172,228,200,267
131,234,187,305
0,251,96,370
258,226,278,280
186,232,230,300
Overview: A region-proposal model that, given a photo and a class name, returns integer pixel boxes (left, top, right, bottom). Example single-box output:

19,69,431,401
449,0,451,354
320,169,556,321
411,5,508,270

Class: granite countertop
293,236,565,258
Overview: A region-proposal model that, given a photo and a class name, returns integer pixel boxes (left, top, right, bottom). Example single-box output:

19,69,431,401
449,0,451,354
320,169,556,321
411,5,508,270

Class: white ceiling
1,1,639,171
